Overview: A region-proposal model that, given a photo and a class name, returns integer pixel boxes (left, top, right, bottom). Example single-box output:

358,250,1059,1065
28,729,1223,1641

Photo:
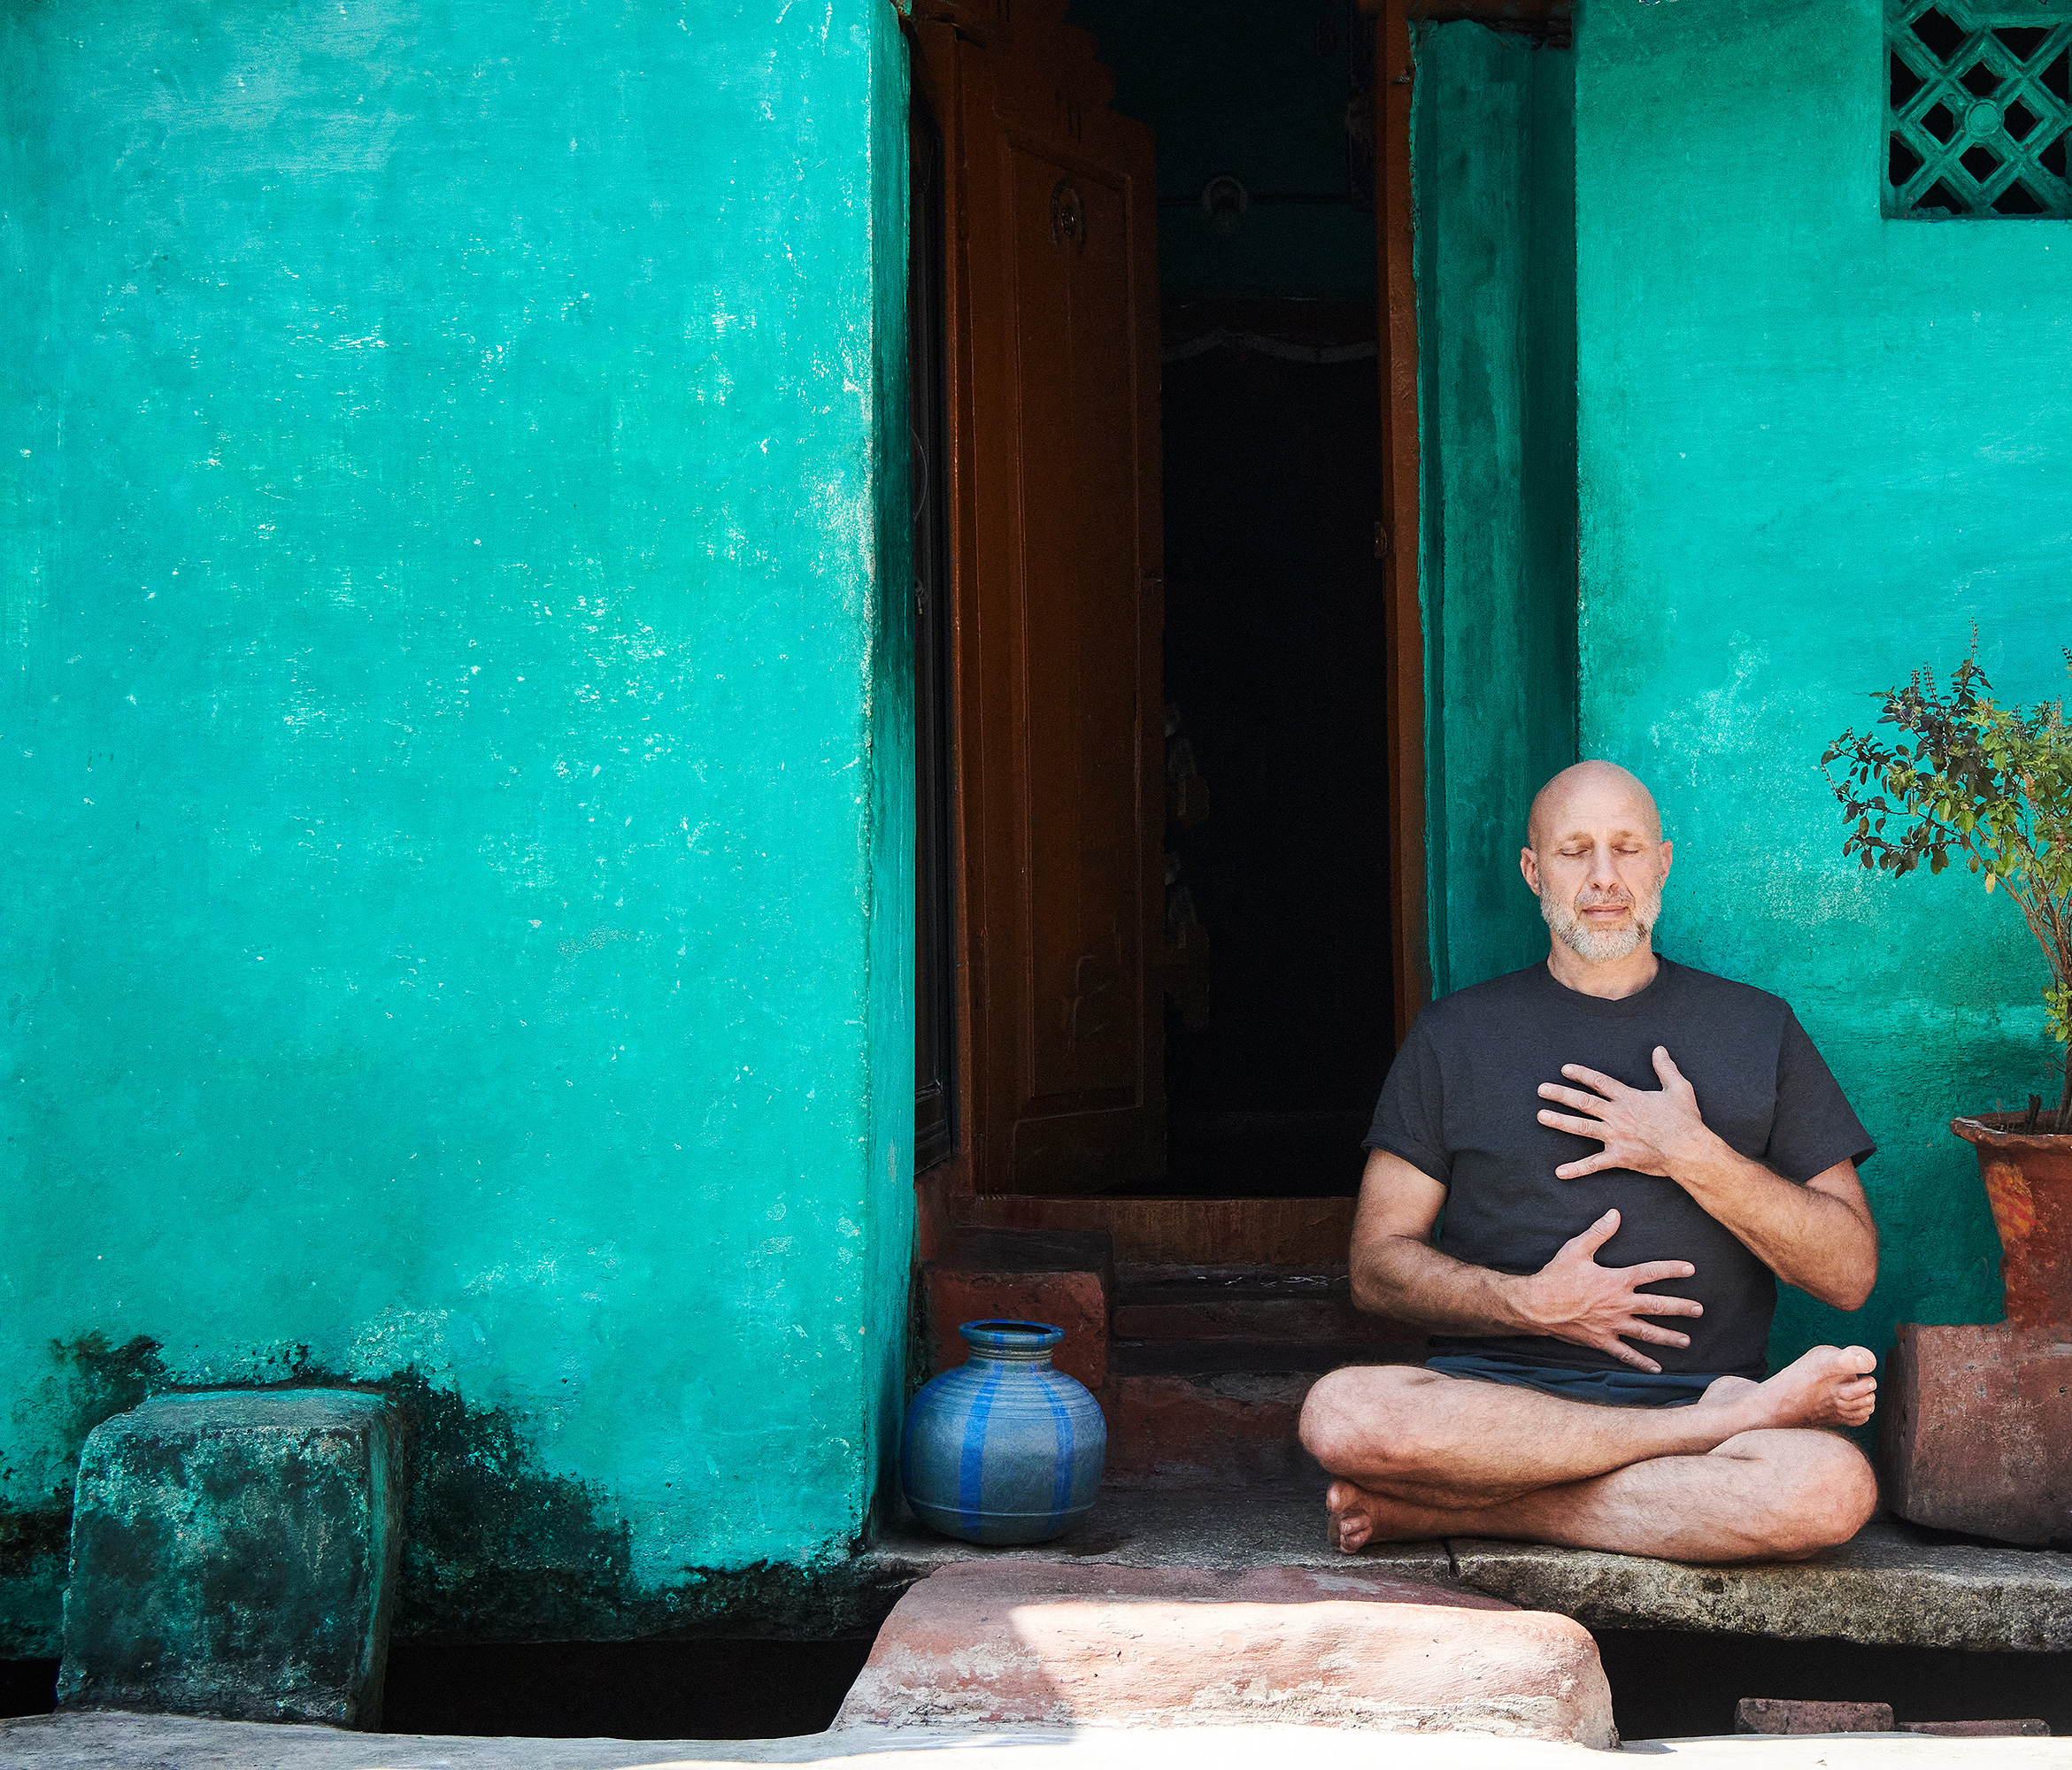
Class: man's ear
1520,846,1541,895
1659,839,1674,881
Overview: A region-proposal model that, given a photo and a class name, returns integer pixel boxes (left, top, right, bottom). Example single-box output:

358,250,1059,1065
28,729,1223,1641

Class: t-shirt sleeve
1363,1012,1453,1184
1765,1007,1876,1181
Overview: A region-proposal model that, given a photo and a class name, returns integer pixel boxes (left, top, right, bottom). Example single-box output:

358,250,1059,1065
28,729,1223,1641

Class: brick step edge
1111,1339,1427,1378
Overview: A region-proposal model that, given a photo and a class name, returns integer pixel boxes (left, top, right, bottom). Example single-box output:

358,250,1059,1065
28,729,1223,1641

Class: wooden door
917,2,1165,1197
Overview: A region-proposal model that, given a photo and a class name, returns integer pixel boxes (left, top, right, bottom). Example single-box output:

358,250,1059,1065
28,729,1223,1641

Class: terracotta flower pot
1952,1115,2072,1328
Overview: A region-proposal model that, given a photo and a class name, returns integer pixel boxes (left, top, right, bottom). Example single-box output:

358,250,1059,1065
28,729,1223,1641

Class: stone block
836,1559,1615,1745
1737,1698,1894,1734
1883,1322,2072,1548
1105,1372,1321,1489
58,1389,403,1728
1450,1517,2072,1651
1905,1720,2053,1736
925,1230,1113,1391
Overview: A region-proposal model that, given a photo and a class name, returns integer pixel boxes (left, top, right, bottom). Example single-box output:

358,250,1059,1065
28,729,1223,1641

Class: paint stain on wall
4,1351,907,1654
0,1334,168,1655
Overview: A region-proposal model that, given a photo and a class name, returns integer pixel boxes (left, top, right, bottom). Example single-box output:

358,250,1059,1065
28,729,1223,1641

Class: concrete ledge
871,1497,2072,1654
862,1485,1452,1583
1449,1519,2072,1652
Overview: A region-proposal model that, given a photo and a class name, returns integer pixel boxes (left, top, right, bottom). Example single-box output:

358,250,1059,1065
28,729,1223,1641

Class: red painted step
1102,1278,1428,1491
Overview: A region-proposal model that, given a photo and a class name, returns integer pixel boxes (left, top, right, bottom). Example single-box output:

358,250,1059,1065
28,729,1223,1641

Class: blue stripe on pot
955,1363,1003,1535
1039,1377,1076,1520
901,1318,1107,1546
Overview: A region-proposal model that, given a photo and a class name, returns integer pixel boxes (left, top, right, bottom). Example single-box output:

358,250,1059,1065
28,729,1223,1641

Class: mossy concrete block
58,1389,403,1728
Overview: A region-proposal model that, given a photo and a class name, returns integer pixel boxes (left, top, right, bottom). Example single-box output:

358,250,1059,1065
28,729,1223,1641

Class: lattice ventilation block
1888,0,2072,217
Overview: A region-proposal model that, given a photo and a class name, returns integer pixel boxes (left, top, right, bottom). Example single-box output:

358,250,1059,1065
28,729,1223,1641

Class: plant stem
2060,1049,2072,1134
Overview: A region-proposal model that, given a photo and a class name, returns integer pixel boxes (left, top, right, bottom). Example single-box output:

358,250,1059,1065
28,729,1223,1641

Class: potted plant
1823,650,2072,1329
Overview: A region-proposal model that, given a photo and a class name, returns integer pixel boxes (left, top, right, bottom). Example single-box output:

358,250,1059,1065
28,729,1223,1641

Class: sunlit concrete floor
6,1714,2072,1770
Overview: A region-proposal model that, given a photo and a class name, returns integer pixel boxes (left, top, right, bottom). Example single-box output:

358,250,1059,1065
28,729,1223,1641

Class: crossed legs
1298,1345,1880,1564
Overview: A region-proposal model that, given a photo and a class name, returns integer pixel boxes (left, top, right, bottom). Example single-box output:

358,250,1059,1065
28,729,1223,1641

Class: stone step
1113,1296,1405,1342
1112,1262,1423,1347
835,1559,1614,1744
864,1490,2072,1657
1102,1333,1425,1490
1105,1370,1321,1489
1103,1341,1425,1490
1110,1337,1419,1377
923,1240,1429,1494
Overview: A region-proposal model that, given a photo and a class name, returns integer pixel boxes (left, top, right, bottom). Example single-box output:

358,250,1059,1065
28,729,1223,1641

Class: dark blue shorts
1426,1351,1722,1409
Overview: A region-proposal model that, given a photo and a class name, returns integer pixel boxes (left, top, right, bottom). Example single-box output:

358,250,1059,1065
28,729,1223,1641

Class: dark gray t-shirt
1364,958,1873,1379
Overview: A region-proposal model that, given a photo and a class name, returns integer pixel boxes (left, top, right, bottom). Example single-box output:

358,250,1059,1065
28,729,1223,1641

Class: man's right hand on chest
1512,1208,1703,1374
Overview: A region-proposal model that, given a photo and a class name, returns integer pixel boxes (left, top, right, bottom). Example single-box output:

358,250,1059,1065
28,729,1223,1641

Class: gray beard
1542,888,1660,964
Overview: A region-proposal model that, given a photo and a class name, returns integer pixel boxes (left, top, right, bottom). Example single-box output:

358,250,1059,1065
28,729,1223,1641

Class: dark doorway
905,1,1401,1216
1065,0,1391,1200
1157,304,1390,1197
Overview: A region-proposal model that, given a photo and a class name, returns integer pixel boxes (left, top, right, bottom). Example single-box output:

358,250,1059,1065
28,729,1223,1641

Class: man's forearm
1668,1140,1877,1310
1352,1234,1539,1335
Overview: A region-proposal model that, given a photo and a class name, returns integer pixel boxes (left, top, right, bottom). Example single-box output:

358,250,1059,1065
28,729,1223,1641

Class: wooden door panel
1007,147,1139,1114
947,5,1164,1195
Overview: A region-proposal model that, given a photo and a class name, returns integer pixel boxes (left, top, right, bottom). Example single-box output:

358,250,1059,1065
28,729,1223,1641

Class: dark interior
1153,300,1390,1198
1071,0,1390,1197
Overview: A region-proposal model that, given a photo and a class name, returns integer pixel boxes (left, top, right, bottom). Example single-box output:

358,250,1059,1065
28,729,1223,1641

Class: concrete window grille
1886,0,2072,217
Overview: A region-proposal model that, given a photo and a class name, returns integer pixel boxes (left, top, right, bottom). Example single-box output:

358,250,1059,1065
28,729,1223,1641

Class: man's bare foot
1724,1345,1878,1432
1692,1374,1760,1410
1327,1479,1376,1552
1326,1477,1446,1553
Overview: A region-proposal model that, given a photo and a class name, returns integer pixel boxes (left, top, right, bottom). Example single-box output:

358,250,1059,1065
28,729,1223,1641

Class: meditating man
1302,760,1882,1564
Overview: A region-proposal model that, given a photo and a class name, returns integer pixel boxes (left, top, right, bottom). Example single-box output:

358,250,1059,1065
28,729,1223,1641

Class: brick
837,1560,1614,1745
1105,1371,1321,1489
1904,1720,2052,1736
58,1389,403,1728
1882,1322,2072,1548
925,1230,1113,1391
1736,1699,1895,1735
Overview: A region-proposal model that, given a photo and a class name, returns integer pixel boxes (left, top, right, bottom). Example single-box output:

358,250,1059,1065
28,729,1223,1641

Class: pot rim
1952,1112,2072,1150
959,1318,1066,1354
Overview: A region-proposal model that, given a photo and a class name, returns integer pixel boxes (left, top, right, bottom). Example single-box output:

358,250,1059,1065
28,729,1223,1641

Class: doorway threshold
964,1195,1354,1266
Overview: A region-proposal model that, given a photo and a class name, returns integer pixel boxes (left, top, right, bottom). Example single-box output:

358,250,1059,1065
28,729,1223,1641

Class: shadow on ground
1595,1633,2072,1740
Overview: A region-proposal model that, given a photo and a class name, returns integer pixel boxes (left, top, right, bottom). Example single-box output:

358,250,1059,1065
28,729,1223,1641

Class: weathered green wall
1574,0,2068,1367
1417,24,1579,997
0,0,913,1652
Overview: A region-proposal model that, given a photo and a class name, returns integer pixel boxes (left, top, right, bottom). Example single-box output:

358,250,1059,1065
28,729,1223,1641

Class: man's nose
1585,843,1621,887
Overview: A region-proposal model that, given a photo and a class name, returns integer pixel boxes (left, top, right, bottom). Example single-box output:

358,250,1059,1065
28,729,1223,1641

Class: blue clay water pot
900,1319,1106,1545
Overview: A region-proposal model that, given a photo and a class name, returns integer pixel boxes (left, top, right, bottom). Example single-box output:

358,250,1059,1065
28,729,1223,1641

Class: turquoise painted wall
1417,24,1579,997
0,0,913,1651
1573,0,2068,1369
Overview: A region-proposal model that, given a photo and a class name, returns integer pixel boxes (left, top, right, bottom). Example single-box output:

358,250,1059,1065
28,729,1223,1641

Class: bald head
1527,761,1662,854
1521,761,1671,969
